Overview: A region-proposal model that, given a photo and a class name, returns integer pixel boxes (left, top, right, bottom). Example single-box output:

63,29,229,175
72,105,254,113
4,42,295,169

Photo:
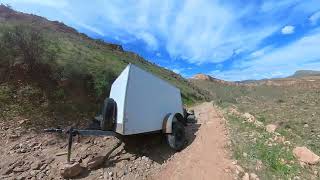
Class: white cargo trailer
99,64,187,150
45,64,189,162
109,64,184,135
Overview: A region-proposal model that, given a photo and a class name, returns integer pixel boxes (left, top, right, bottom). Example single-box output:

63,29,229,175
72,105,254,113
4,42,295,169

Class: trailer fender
162,113,185,134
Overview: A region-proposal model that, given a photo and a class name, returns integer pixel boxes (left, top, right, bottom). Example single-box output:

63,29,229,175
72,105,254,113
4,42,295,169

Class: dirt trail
154,102,233,180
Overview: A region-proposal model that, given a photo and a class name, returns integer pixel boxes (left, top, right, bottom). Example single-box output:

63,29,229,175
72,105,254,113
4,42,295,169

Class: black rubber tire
100,98,117,131
183,108,188,118
167,120,186,151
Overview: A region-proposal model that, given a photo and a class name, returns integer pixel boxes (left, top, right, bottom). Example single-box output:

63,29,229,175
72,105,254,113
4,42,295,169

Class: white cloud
165,0,281,64
260,0,299,13
136,32,159,51
281,25,295,34
310,11,320,25
213,29,320,81
249,46,273,58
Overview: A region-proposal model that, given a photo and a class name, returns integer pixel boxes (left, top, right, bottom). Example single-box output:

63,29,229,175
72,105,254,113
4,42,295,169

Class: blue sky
2,0,320,81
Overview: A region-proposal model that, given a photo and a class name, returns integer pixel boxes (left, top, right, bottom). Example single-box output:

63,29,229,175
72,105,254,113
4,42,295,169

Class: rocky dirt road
153,102,233,180
0,102,233,179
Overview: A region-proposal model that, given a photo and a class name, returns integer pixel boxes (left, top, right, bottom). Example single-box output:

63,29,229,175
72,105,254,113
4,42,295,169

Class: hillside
191,73,320,179
0,5,211,128
190,74,248,104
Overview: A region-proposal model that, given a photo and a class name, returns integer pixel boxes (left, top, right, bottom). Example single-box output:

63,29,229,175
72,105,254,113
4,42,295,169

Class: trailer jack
44,127,115,163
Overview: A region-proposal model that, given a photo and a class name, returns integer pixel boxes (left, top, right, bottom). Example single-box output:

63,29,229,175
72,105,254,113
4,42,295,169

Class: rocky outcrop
192,74,213,81
191,73,241,86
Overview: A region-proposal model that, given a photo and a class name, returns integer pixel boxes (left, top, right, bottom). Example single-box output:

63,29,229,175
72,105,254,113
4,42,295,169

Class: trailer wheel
101,98,117,131
167,120,186,151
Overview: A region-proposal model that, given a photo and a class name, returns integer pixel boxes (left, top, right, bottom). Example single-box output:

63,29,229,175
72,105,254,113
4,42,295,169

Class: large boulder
293,146,320,165
60,162,83,178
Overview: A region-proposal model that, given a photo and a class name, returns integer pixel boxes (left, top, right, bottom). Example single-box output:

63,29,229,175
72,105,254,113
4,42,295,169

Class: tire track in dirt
153,102,233,180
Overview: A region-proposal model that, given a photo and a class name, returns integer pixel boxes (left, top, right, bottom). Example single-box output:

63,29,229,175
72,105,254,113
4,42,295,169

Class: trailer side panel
124,65,183,135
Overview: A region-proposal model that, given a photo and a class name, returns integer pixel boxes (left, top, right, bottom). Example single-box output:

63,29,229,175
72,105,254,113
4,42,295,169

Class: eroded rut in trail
0,102,233,179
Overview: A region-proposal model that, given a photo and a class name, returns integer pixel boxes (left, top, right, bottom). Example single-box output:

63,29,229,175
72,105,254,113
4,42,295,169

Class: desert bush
0,25,45,70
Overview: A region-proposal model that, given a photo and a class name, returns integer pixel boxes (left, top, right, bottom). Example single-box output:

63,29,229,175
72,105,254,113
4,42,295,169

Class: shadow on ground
119,122,201,164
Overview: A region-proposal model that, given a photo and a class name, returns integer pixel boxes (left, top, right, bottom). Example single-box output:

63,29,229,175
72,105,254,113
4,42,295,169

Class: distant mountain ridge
190,70,320,88
288,70,320,78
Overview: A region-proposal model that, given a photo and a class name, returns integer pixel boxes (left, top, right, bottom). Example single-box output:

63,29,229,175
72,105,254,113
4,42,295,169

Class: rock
60,162,83,178
293,146,320,165
232,160,237,165
242,173,250,180
13,165,30,173
56,152,68,156
86,156,105,170
31,161,42,170
304,124,309,128
284,141,291,145
16,172,29,180
235,165,244,175
243,152,248,158
3,167,13,175
29,142,38,148
266,124,277,133
37,172,46,179
254,120,264,127
313,170,318,176
242,113,255,123
117,171,125,178
275,136,285,143
29,170,40,177
45,157,55,164
228,106,241,116
9,134,20,139
250,173,259,180
19,148,27,153
255,160,263,171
